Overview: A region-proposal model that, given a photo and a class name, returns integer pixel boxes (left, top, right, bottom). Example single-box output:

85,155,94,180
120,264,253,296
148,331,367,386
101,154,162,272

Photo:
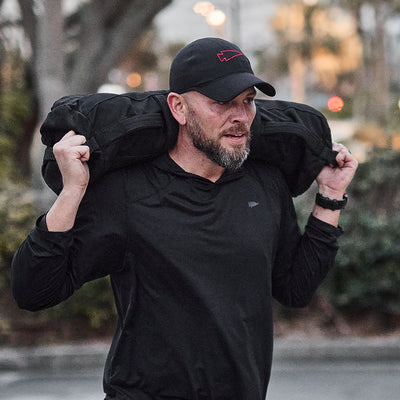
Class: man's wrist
317,185,346,200
46,186,86,232
315,192,348,211
61,184,87,200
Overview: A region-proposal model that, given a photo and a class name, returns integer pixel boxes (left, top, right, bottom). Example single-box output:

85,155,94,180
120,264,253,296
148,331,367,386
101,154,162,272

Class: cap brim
195,72,276,102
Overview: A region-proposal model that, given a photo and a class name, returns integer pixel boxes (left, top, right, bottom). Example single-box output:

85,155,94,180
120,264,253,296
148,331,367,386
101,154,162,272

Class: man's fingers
62,130,75,138
60,130,87,146
335,149,347,167
78,145,91,162
332,142,356,168
53,130,90,162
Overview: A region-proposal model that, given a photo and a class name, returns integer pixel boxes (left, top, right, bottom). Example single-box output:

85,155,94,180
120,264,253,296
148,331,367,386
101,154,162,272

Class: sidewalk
1,335,400,371
0,342,108,371
273,335,400,362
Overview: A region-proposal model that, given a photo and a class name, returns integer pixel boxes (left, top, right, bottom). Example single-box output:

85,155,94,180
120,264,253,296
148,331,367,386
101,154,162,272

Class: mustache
222,124,251,136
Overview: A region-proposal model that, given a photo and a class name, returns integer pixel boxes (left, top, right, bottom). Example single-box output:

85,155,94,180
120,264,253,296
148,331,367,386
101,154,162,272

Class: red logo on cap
217,50,243,62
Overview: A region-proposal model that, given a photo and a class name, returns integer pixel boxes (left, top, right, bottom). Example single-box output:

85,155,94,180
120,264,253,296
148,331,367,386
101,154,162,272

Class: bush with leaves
0,50,115,335
42,277,116,332
319,148,400,314
0,50,36,181
0,185,37,294
0,182,116,334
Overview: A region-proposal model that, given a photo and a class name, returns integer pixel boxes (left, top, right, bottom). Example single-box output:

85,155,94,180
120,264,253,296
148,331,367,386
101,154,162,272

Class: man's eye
245,97,255,104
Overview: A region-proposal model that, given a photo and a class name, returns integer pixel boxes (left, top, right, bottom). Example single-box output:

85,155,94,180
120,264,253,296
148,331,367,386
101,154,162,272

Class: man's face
183,88,256,171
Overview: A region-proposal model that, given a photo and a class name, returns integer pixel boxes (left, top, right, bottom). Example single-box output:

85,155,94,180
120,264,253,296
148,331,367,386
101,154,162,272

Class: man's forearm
46,186,86,231
312,204,341,227
312,185,346,227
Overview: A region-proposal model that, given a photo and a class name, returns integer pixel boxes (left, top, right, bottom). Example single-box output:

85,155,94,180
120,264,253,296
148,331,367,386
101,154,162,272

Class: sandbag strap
42,113,167,162
255,120,337,165
43,146,56,161
87,113,166,153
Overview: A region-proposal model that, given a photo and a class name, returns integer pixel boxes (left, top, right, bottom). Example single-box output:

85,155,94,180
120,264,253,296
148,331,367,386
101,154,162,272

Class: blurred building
155,0,279,51
387,14,400,90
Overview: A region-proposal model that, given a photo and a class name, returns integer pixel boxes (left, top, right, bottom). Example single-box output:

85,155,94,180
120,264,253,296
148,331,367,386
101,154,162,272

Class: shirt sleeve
271,188,343,308
11,170,129,311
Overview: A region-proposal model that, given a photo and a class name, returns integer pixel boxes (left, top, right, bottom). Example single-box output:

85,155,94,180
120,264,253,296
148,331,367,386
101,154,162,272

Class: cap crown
170,38,254,94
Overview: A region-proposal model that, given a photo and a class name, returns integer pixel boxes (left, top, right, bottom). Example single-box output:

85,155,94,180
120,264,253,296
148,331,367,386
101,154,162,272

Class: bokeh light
126,72,142,88
206,9,226,27
193,2,214,16
327,96,344,112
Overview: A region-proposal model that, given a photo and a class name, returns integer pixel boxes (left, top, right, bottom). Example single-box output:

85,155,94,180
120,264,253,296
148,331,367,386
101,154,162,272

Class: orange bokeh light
126,72,142,88
327,96,344,112
193,2,214,16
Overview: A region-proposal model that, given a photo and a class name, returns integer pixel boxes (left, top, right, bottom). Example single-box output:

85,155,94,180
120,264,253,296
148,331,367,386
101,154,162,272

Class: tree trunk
372,2,391,127
14,0,172,209
67,0,172,93
31,0,65,209
288,45,306,104
351,2,392,126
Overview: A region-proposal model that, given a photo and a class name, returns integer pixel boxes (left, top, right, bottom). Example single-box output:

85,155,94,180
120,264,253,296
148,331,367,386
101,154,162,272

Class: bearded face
186,106,251,172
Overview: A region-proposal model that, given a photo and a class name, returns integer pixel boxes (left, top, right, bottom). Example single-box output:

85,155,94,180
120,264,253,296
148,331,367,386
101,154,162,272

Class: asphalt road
1,359,400,400
0,367,104,400
268,359,400,400
1,338,400,400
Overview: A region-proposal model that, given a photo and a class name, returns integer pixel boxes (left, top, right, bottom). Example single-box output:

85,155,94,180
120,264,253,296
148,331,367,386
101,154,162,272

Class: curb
0,342,108,371
1,336,400,371
273,335,400,362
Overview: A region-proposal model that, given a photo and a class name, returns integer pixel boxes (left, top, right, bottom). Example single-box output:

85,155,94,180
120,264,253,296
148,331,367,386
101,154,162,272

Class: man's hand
316,142,358,199
53,130,90,192
46,131,90,232
313,142,358,227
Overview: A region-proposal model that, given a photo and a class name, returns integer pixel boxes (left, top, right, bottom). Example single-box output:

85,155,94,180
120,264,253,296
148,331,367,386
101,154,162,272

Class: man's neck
169,138,225,183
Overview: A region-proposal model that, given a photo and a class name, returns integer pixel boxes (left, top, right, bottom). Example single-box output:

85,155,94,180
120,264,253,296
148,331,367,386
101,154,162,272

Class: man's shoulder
244,158,285,179
243,159,290,195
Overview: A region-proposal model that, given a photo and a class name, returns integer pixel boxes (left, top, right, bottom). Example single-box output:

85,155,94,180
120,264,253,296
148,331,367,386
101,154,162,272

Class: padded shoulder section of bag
250,100,337,196
41,91,336,196
41,90,179,194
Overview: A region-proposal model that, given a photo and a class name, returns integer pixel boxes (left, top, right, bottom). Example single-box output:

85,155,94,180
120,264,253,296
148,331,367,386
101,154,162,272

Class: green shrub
0,50,115,335
42,277,116,330
0,184,37,292
320,148,400,314
0,182,116,331
0,51,33,181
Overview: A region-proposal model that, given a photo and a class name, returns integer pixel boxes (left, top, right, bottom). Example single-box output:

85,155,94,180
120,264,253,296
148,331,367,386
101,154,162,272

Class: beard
186,110,251,172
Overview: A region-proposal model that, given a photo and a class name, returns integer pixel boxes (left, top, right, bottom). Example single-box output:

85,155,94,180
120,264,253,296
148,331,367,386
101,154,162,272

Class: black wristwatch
315,193,348,211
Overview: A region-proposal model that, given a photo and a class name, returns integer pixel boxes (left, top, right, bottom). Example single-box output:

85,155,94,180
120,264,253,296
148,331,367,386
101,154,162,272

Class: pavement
1,336,400,400
2,335,400,371
0,342,108,372
273,335,400,362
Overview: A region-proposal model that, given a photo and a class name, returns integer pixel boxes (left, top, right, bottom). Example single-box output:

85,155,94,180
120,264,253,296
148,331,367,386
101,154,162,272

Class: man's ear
167,92,187,125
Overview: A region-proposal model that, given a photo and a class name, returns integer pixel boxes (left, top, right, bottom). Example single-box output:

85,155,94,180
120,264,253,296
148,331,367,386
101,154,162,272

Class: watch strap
315,193,348,210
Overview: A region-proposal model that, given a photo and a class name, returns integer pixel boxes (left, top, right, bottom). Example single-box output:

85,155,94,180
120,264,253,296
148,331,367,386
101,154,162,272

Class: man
11,38,357,399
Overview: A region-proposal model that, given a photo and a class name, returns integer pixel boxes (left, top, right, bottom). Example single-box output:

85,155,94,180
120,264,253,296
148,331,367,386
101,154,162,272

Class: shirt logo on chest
248,201,260,208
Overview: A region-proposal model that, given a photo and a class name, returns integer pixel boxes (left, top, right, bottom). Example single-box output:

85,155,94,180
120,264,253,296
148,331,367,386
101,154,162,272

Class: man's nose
231,104,251,123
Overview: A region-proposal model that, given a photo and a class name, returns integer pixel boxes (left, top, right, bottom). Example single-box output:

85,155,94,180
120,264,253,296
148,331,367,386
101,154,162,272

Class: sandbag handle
87,113,165,153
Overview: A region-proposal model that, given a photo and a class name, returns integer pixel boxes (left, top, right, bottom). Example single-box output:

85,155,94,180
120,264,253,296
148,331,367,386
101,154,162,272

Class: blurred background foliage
286,147,400,335
0,0,400,343
323,148,400,315
0,50,35,182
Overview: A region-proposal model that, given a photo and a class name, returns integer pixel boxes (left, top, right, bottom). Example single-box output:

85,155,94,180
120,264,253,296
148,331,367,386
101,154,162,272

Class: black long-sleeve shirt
11,154,342,400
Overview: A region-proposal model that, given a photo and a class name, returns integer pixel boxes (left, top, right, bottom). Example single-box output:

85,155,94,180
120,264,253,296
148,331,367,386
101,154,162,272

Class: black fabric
250,99,338,196
40,90,337,197
169,37,276,101
41,90,178,194
12,155,342,400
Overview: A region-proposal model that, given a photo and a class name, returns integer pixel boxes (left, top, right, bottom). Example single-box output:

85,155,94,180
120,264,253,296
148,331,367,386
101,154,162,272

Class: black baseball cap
169,37,276,102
